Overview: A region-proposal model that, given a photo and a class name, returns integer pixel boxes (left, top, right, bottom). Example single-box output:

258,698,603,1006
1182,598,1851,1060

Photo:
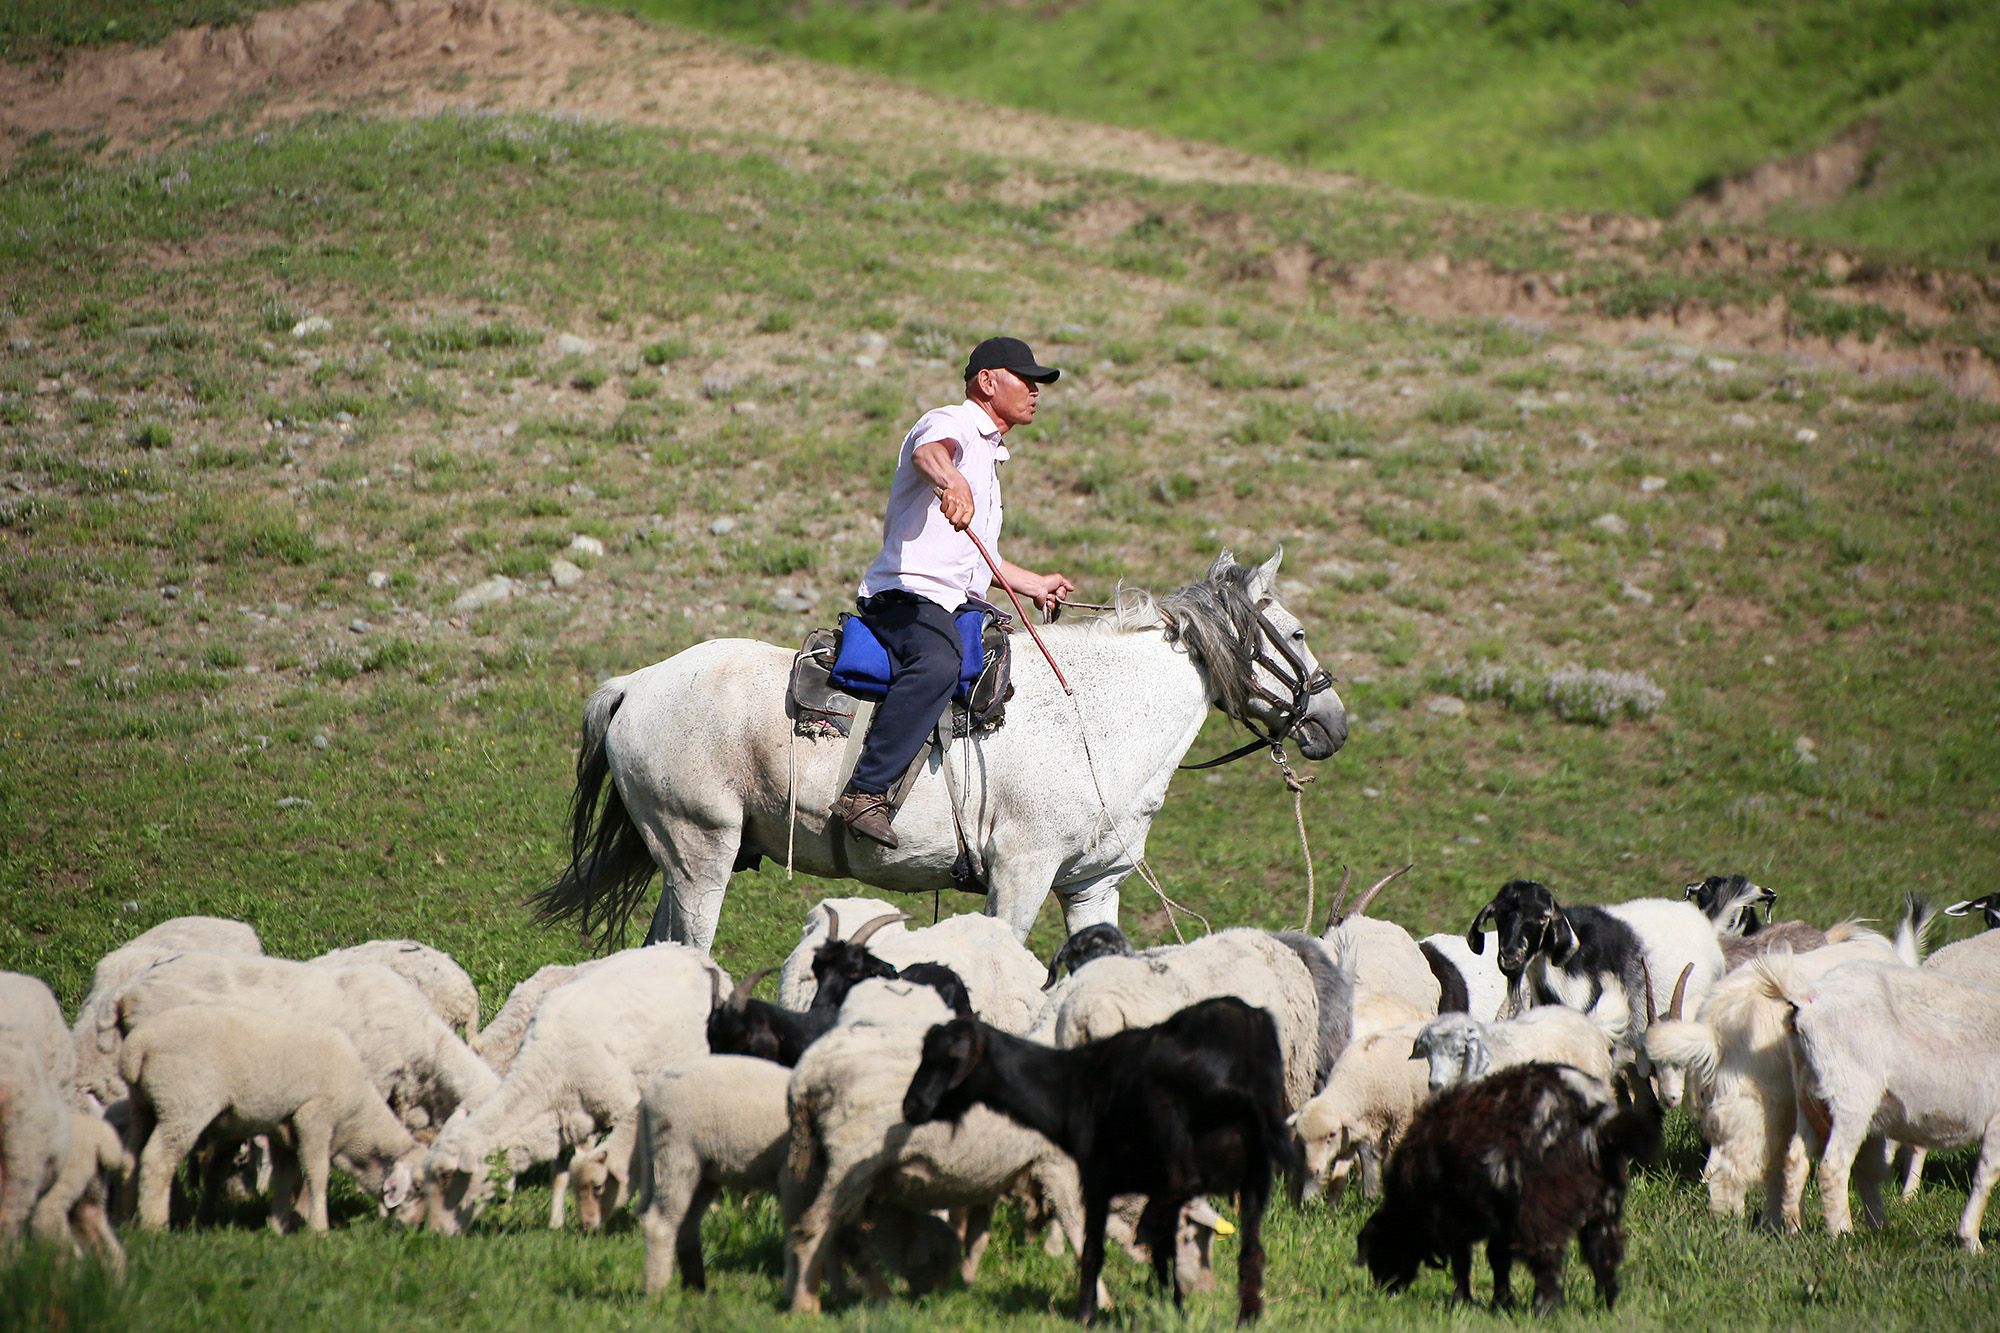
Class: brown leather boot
831,788,898,849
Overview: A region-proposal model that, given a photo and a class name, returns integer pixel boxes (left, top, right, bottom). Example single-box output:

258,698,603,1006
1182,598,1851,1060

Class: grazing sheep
0,1041,70,1247
1417,934,1506,1021
119,1004,422,1232
422,944,725,1235
1412,1007,1616,1095
2,971,75,1102
70,918,262,1104
28,1108,126,1277
781,980,1098,1315
311,941,482,1049
1759,954,2000,1250
1645,912,1911,1229
109,952,498,1139
1290,1020,1430,1201
781,901,1049,1033
478,961,602,1076
1357,1063,1658,1312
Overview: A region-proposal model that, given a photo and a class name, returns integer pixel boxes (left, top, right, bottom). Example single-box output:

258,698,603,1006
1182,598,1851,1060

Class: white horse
532,550,1348,953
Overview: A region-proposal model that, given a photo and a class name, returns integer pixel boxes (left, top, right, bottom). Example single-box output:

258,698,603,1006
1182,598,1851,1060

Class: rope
1272,745,1317,932
785,724,798,881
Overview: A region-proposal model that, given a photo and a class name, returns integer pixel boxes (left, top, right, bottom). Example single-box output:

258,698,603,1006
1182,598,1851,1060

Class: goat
1043,924,1135,990
904,997,1292,1325
1687,874,1844,970
1356,1062,1658,1313
706,910,905,1065
1945,893,2000,932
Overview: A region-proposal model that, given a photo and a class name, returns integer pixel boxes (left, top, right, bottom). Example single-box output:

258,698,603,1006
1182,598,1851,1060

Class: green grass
2,101,1999,1329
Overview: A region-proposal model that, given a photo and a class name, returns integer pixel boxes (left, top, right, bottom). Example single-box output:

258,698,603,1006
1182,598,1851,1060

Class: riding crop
964,527,1073,696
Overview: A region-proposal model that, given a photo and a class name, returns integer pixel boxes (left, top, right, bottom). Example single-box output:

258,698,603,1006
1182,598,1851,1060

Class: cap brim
1016,365,1060,383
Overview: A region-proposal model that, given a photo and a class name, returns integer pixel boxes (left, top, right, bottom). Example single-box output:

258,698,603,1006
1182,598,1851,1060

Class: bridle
1171,596,1336,771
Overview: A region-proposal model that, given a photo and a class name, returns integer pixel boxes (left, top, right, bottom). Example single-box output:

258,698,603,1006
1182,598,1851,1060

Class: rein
1170,599,1336,772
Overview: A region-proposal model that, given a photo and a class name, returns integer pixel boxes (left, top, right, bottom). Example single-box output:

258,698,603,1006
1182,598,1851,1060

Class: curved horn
823,905,843,941
1641,959,1656,1027
708,968,722,1011
1945,900,1976,917
727,967,775,1011
1666,963,1695,1022
1351,864,1413,919
847,912,909,948
1323,865,1355,931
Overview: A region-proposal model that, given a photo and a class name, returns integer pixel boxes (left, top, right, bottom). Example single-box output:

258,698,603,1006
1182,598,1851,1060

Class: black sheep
1357,1061,1658,1312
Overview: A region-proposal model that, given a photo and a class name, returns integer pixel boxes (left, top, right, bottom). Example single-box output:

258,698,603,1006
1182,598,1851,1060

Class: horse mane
1088,552,1261,720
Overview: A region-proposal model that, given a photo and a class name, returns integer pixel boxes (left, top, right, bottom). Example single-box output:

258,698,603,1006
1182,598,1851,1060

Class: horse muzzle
1295,703,1348,760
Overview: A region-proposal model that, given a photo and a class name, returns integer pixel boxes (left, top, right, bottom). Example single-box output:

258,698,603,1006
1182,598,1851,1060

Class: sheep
1466,880,1724,1085
2,971,75,1103
0,1040,70,1247
1758,954,2000,1250
781,901,1050,1033
311,941,482,1049
1043,926,1345,1114
107,952,498,1140
421,943,725,1235
1044,924,1135,990
1290,1020,1430,1202
1322,865,1441,1019
1413,1007,1616,1096
1357,1062,1658,1312
1946,894,2000,932
1645,912,1913,1230
477,961,602,1076
69,917,262,1104
118,1004,422,1232
780,979,1100,1315
904,996,1292,1325
1416,934,1506,1021
28,1108,126,1278
1898,921,2000,1199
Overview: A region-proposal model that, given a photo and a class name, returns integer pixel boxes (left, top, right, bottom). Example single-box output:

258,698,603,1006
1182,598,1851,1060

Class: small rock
549,558,585,591
1762,654,1777,666
772,587,817,614
1423,695,1469,719
1795,427,1819,445
553,333,594,357
367,570,391,589
852,355,878,370
122,900,140,913
1457,835,1481,846
1728,412,1758,430
1572,430,1599,452
732,400,760,416
1592,513,1629,537
451,576,516,614
65,657,81,667
1794,736,1818,764
290,315,332,339
1514,395,1548,413
1472,813,1490,824
312,734,330,750
858,332,890,355
1639,475,1667,493
276,797,313,809
1705,358,1739,374
349,619,370,634
1361,787,1382,799
701,374,736,399
708,517,738,537
160,585,180,600
1620,582,1654,605
569,534,606,559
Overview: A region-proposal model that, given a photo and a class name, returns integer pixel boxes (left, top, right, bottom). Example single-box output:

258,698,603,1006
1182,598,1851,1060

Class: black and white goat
1043,924,1135,991
903,996,1293,1325
706,911,908,1065
1687,874,1839,970
1356,1062,1658,1312
1946,893,2000,932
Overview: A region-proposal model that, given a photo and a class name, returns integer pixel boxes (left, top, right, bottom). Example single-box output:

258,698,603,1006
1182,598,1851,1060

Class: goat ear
1042,946,1067,992
1465,903,1494,953
943,1022,984,1092
1547,911,1580,965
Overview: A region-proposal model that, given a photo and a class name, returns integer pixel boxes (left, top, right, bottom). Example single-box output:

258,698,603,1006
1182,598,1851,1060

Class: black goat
1946,893,2000,931
1042,923,1134,990
1685,873,1775,936
903,996,1292,1325
706,910,906,1065
895,961,975,1019
1357,1062,1658,1312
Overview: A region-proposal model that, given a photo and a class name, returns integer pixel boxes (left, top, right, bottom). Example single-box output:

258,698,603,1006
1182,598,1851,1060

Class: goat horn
847,912,908,948
727,967,775,1011
1666,963,1695,1022
708,969,722,1011
1639,959,1656,1027
1944,900,1975,917
1351,864,1413,919
823,905,843,941
1323,865,1355,931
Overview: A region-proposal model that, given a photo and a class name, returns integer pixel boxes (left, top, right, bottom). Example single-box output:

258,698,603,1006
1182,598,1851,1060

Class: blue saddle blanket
828,606,988,703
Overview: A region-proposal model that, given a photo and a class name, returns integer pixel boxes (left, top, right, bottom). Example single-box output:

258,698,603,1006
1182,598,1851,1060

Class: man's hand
933,478,975,531
913,440,975,531
1010,568,1076,611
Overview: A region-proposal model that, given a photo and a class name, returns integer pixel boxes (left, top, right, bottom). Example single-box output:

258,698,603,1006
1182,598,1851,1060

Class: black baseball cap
964,336,1060,383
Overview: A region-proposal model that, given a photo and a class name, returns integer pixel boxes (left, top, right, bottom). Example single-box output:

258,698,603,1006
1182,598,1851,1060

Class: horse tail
527,676,659,952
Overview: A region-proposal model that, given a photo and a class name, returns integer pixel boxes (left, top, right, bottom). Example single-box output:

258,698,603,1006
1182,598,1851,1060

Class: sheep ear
1408,1039,1426,1061
1466,1031,1489,1076
383,1161,415,1210
1548,911,1580,965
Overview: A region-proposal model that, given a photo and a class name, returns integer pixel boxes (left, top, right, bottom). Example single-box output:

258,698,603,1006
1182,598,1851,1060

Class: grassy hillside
2,8,2000,1327
597,0,2000,264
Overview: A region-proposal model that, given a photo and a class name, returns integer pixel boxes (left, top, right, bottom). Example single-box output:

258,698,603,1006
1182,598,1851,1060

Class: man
830,336,1075,848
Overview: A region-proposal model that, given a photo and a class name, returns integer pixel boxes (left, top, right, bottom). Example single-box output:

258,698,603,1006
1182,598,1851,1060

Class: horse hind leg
634,819,740,952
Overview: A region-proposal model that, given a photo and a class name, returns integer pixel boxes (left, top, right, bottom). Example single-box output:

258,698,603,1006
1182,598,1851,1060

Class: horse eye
1291,629,1305,641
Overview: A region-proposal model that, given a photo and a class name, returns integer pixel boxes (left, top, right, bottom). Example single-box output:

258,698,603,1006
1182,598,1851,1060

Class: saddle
788,604,1013,741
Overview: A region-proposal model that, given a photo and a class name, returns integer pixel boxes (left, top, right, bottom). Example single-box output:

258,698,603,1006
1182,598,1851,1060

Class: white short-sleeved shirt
858,400,1008,611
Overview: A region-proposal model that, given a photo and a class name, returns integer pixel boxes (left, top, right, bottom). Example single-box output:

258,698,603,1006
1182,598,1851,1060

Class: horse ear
1207,548,1238,582
1253,547,1284,596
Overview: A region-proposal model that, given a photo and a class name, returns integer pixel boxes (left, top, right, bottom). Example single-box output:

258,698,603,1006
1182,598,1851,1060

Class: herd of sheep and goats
4,868,1999,1323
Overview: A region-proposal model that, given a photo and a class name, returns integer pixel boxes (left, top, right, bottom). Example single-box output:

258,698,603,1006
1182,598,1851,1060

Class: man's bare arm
912,440,975,530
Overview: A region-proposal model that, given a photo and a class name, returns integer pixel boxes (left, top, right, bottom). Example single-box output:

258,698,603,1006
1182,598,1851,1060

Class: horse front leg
983,855,1065,943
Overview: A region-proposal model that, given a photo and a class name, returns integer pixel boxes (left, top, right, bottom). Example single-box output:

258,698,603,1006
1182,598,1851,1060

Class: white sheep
782,979,1099,1314
1417,932,1507,1020
1290,1020,1431,1201
0,1041,70,1247
1897,926,2000,1198
108,952,498,1139
477,960,602,1075
27,1107,126,1278
2,971,76,1102
778,901,1048,1033
1646,926,1904,1229
119,1004,422,1231
421,943,724,1235
1413,1007,1616,1094
69,917,262,1105
1759,954,2000,1249
311,940,482,1049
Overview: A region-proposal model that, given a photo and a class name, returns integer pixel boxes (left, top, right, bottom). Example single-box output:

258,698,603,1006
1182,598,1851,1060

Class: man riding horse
828,336,1077,848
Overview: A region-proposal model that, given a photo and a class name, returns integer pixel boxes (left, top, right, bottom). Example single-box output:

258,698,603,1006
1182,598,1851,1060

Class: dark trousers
848,591,963,795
